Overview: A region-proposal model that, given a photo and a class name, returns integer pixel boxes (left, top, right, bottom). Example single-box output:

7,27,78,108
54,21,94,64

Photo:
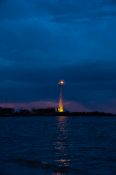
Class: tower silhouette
58,80,64,112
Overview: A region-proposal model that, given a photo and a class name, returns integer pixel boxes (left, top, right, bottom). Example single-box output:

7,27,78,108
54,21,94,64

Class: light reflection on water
0,116,115,175
53,172,65,175
53,116,71,175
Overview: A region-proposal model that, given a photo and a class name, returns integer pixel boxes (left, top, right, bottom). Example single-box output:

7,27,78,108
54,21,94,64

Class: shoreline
0,112,115,117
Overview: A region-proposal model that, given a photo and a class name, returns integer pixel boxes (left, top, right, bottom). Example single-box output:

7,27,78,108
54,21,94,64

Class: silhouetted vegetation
0,107,15,116
0,107,115,117
32,108,56,114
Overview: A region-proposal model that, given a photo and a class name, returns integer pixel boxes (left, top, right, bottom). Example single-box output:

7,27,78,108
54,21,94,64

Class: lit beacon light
59,80,64,86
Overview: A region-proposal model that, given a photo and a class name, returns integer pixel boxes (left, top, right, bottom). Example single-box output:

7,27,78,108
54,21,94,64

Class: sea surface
0,116,116,175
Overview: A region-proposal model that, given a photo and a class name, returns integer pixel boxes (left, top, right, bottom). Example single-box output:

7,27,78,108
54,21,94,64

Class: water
0,116,116,175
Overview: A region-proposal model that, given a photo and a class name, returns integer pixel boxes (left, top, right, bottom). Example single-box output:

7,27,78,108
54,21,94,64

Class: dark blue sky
0,0,116,112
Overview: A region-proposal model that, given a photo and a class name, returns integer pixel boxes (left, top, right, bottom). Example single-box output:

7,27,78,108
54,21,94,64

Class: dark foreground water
0,116,116,175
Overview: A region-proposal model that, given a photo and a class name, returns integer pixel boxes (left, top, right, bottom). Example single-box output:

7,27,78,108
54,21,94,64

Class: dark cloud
110,0,116,4
0,0,115,22
29,0,116,23
0,0,116,112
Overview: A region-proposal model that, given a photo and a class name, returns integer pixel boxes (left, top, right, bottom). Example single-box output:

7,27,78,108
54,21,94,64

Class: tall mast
58,80,64,112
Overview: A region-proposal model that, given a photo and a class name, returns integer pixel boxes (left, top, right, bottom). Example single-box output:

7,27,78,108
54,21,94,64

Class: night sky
0,0,116,112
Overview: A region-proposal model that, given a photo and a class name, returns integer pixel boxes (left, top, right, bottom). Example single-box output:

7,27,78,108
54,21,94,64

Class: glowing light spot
59,80,64,86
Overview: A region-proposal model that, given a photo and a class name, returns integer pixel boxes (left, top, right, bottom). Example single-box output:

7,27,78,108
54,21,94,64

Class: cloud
0,0,116,23
0,0,33,20
0,0,116,112
27,0,116,23
0,0,116,64
0,100,90,112
90,98,116,114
